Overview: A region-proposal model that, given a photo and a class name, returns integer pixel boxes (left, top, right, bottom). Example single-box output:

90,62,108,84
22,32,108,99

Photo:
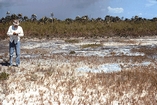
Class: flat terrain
0,36,157,104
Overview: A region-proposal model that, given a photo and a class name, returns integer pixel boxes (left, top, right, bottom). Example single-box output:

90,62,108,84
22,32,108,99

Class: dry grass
0,52,157,104
81,43,103,48
1,63,157,104
131,45,157,55
1,20,157,39
0,37,157,104
65,39,79,43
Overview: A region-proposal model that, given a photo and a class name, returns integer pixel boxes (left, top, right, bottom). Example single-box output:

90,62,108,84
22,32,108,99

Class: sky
0,0,157,20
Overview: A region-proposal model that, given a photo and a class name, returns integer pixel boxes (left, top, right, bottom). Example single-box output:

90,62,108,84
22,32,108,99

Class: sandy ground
0,36,157,104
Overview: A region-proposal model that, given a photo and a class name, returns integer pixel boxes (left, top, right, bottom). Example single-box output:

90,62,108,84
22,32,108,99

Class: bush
0,72,9,80
0,19,157,40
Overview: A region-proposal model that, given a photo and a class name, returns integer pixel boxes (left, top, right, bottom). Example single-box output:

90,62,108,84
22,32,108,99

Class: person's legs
9,41,15,66
15,41,20,66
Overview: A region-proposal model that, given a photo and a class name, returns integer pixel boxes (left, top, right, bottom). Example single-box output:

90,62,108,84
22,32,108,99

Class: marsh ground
0,36,157,105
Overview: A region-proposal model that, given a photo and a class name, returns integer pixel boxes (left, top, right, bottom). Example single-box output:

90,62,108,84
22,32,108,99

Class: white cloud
146,0,157,7
0,0,111,19
138,13,142,16
107,6,124,14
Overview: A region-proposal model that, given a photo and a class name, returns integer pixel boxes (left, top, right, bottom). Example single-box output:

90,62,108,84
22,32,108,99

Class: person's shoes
8,65,12,67
8,64,12,67
15,65,20,67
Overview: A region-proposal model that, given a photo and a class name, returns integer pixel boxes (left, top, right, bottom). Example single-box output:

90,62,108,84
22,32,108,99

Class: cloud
138,13,143,16
146,0,157,7
0,0,102,8
0,0,111,19
0,0,11,8
70,0,100,8
0,0,22,8
107,6,124,14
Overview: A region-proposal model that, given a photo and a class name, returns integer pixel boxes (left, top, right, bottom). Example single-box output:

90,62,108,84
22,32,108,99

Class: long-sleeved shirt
7,25,24,43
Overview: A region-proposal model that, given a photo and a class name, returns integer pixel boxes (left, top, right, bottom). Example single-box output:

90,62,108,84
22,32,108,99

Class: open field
0,36,157,104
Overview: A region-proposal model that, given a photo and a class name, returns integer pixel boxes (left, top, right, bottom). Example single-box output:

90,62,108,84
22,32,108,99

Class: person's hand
13,32,18,36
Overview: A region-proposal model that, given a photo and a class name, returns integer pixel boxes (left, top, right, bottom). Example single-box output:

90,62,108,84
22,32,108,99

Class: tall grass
0,20,157,39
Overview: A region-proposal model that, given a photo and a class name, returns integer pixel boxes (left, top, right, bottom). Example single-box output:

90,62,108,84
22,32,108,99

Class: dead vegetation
0,37,157,104
0,62,157,104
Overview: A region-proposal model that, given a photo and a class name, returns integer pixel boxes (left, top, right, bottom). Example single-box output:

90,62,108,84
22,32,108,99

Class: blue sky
0,0,157,20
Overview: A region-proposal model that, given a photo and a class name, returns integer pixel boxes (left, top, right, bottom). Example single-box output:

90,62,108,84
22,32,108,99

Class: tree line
0,12,157,39
1,12,157,24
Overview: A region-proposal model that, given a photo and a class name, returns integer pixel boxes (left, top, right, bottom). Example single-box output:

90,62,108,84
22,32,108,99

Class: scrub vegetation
0,14,157,39
0,72,9,80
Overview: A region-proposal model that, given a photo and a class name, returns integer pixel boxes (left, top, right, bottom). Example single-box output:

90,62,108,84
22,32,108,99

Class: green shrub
69,51,76,54
0,72,9,80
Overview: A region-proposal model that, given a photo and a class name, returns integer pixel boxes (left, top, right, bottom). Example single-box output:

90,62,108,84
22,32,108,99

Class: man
7,19,24,67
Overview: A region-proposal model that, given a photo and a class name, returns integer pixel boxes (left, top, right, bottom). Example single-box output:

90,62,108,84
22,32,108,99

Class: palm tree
105,15,111,23
23,16,29,21
5,11,11,22
18,13,23,22
50,12,54,23
96,17,103,22
75,15,81,21
65,18,73,23
11,14,18,20
81,15,89,21
39,16,49,23
6,11,10,17
31,14,37,21
51,12,54,19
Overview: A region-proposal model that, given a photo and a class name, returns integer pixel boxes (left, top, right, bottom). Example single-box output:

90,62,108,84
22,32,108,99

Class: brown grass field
0,36,157,105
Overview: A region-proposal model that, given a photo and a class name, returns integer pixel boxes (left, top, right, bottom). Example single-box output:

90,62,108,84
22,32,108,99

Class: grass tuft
0,72,9,80
81,44,102,48
65,39,79,43
69,51,76,54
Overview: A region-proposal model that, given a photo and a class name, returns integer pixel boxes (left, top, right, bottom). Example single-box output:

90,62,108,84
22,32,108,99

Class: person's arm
18,26,24,37
7,26,14,36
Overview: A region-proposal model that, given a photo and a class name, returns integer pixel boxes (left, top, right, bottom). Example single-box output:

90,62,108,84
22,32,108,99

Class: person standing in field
7,19,24,67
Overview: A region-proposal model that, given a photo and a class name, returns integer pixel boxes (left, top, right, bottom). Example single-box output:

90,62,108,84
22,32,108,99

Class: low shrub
0,72,9,80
